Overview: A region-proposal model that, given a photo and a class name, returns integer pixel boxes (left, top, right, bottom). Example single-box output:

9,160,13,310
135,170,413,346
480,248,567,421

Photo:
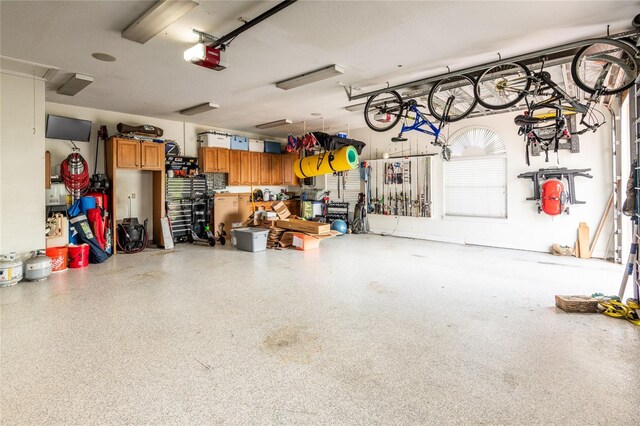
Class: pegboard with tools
367,156,432,217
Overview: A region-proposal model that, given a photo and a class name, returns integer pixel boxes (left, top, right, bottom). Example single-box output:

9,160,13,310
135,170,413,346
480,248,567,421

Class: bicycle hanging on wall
473,38,638,163
363,75,477,161
360,36,639,163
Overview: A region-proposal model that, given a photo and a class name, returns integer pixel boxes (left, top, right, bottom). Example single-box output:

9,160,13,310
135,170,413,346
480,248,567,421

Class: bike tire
571,39,638,95
428,74,477,122
364,91,403,132
474,62,531,110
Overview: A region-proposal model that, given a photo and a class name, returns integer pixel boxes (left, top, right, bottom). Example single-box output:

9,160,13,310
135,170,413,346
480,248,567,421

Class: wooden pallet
555,295,599,313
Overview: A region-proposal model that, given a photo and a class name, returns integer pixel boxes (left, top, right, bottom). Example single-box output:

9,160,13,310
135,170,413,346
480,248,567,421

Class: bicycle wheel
474,62,531,110
428,74,477,122
364,91,403,132
571,39,638,95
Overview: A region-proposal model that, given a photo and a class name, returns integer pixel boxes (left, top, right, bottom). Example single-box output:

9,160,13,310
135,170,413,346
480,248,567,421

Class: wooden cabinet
250,152,261,185
271,154,283,185
281,154,299,186
260,153,271,184
228,150,241,186
240,151,251,185
216,148,229,173
199,147,230,173
140,142,164,170
113,138,164,171
116,139,140,169
204,149,296,187
106,137,166,253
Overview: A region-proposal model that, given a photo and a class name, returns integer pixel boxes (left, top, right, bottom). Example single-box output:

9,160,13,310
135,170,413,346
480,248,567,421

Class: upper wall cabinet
199,147,230,173
112,138,164,171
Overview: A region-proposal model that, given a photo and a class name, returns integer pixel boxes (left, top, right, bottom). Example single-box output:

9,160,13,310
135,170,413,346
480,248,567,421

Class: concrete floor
1,235,638,425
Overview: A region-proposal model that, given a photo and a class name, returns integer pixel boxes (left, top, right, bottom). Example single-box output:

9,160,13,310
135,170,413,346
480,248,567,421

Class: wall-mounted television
45,114,92,142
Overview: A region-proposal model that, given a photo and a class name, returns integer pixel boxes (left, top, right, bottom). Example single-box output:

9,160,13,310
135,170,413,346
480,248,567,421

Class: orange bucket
68,244,89,268
45,246,68,272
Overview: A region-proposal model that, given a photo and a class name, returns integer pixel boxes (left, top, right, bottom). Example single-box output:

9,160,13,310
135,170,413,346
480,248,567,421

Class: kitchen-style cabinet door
281,154,299,186
240,151,251,185
199,148,217,173
116,139,140,169
250,152,261,185
140,142,164,170
271,155,283,185
260,154,271,184
228,150,241,185
216,148,229,173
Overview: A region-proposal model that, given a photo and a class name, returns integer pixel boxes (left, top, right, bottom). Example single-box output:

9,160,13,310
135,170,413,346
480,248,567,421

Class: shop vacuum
117,218,148,254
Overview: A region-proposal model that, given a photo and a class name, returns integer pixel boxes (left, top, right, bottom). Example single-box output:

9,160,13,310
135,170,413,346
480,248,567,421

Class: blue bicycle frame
395,100,448,143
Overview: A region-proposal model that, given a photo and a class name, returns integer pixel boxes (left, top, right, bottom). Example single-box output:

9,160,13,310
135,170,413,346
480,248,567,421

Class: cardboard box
291,233,320,251
272,201,291,219
249,139,264,152
213,193,240,236
276,218,330,235
237,193,253,223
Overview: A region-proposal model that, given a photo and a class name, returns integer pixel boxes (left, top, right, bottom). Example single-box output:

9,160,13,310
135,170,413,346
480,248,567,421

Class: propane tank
25,250,52,282
0,252,24,287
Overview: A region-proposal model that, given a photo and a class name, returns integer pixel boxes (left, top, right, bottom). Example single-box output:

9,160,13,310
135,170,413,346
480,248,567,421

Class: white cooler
249,139,264,152
199,132,230,148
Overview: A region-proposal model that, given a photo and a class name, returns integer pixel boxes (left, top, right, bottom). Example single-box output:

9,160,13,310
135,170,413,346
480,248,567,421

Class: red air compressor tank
541,179,567,215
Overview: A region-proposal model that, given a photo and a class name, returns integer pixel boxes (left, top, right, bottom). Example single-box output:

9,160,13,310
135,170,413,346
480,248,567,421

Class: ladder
620,75,640,300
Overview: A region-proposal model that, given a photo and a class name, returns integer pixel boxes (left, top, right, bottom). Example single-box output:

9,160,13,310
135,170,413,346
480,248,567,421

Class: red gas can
541,179,567,215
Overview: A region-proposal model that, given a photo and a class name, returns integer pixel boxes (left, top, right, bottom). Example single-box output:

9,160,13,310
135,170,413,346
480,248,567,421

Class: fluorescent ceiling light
180,102,219,116
276,65,344,90
256,119,292,129
57,73,93,96
122,0,199,44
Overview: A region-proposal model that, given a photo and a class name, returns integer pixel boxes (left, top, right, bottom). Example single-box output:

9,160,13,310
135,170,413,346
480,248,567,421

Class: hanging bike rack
344,30,638,102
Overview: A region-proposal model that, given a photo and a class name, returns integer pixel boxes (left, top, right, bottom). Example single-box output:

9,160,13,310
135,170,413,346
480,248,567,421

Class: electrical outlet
131,193,136,199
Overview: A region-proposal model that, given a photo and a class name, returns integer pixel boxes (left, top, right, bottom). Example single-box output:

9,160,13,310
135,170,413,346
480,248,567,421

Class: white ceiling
0,0,635,137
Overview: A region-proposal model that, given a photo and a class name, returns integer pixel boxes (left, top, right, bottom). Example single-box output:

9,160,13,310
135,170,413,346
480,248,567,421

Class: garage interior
1,1,639,424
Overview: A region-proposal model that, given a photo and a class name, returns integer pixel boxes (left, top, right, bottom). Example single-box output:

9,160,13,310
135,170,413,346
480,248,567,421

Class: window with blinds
444,127,507,219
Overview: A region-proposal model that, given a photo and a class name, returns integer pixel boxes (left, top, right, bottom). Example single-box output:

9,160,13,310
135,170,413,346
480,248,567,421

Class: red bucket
68,244,89,268
45,246,68,272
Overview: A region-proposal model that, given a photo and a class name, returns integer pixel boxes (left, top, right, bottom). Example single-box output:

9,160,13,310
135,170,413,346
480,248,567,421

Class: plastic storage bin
264,141,282,154
233,228,270,252
249,139,264,152
230,135,249,150
198,132,230,148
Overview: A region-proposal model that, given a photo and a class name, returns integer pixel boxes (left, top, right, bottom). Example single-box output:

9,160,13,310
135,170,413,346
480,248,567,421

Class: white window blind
445,156,507,218
444,127,507,219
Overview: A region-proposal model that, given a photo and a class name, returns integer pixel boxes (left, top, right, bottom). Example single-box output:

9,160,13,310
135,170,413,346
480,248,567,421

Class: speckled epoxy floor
1,235,638,425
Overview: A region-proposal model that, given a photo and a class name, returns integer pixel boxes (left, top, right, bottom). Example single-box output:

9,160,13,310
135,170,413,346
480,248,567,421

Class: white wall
0,72,46,255
45,103,289,235
351,108,613,258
